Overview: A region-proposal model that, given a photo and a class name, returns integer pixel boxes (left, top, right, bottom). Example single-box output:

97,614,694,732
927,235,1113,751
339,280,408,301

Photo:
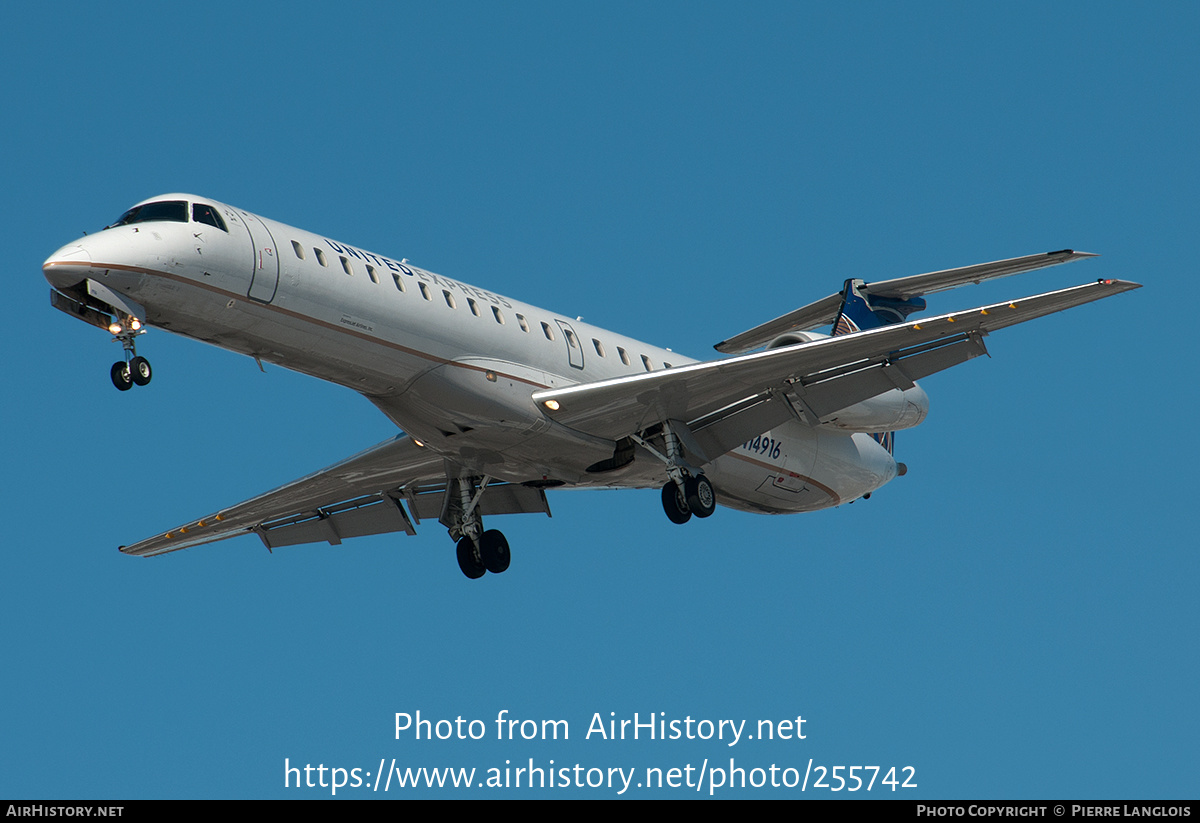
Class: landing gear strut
108,316,151,392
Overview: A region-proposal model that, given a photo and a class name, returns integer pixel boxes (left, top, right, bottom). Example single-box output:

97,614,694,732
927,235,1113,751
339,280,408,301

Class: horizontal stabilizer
715,249,1097,353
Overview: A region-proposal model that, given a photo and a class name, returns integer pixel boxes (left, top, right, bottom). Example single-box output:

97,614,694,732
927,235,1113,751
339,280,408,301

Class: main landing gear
661,474,716,524
631,422,719,525
108,316,152,392
446,475,512,580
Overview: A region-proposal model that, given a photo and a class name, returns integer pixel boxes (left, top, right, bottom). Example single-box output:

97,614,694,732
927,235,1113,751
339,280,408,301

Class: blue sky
2,2,1196,799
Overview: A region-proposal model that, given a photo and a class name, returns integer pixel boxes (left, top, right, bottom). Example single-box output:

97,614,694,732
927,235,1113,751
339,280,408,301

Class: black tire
661,481,691,524
110,361,133,391
130,356,152,386
480,529,511,574
685,475,716,518
456,536,486,579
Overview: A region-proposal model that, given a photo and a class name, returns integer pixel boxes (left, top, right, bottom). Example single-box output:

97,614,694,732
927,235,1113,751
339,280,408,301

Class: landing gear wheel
685,475,716,518
662,481,692,524
130,356,152,386
110,361,133,391
456,536,486,579
480,529,511,574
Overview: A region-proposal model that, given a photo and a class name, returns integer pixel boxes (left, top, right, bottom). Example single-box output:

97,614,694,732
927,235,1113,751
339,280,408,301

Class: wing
714,249,1097,353
120,434,549,556
535,279,1140,459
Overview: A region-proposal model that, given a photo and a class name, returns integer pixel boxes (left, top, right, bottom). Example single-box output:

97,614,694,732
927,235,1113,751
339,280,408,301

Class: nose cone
43,241,92,291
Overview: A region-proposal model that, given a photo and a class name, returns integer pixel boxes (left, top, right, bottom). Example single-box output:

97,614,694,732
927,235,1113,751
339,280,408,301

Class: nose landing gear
108,317,152,392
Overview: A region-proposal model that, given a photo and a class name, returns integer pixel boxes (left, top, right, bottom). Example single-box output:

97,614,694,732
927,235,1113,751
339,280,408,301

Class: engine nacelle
820,383,929,433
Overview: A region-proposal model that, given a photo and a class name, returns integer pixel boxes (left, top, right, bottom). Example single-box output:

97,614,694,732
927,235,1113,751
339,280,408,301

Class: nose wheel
130,356,152,385
110,355,152,390
110,361,133,391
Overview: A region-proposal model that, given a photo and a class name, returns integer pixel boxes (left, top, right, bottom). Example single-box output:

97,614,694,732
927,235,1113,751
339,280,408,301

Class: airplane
43,194,1140,579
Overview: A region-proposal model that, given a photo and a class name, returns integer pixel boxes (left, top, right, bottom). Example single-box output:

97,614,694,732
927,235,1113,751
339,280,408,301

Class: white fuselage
44,194,903,514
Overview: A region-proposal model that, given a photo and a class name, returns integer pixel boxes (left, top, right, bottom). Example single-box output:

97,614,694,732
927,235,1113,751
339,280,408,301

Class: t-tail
713,249,1098,355
710,251,1106,459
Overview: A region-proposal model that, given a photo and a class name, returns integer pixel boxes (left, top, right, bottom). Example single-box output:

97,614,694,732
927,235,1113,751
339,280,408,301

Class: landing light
108,323,122,335
130,319,142,331
543,400,560,411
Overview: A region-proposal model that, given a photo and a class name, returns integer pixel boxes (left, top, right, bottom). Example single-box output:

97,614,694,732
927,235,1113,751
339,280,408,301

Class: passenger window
564,329,578,349
492,306,505,324
341,257,353,275
541,322,555,341
444,290,457,309
664,362,673,369
366,265,379,284
291,241,305,260
593,339,605,357
516,314,529,332
467,298,480,317
618,347,630,366
192,203,228,232
418,283,431,300
315,249,327,267
641,355,653,372
391,273,406,293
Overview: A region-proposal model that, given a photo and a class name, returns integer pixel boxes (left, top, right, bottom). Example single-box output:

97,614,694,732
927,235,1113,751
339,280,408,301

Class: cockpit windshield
110,200,188,228
192,202,228,232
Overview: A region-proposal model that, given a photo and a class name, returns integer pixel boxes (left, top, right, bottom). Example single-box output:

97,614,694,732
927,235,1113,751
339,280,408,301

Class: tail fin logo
833,314,861,336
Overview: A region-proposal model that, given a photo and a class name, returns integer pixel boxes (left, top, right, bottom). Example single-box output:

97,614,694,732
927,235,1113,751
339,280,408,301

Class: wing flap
537,279,1140,443
259,493,416,549
797,335,987,419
